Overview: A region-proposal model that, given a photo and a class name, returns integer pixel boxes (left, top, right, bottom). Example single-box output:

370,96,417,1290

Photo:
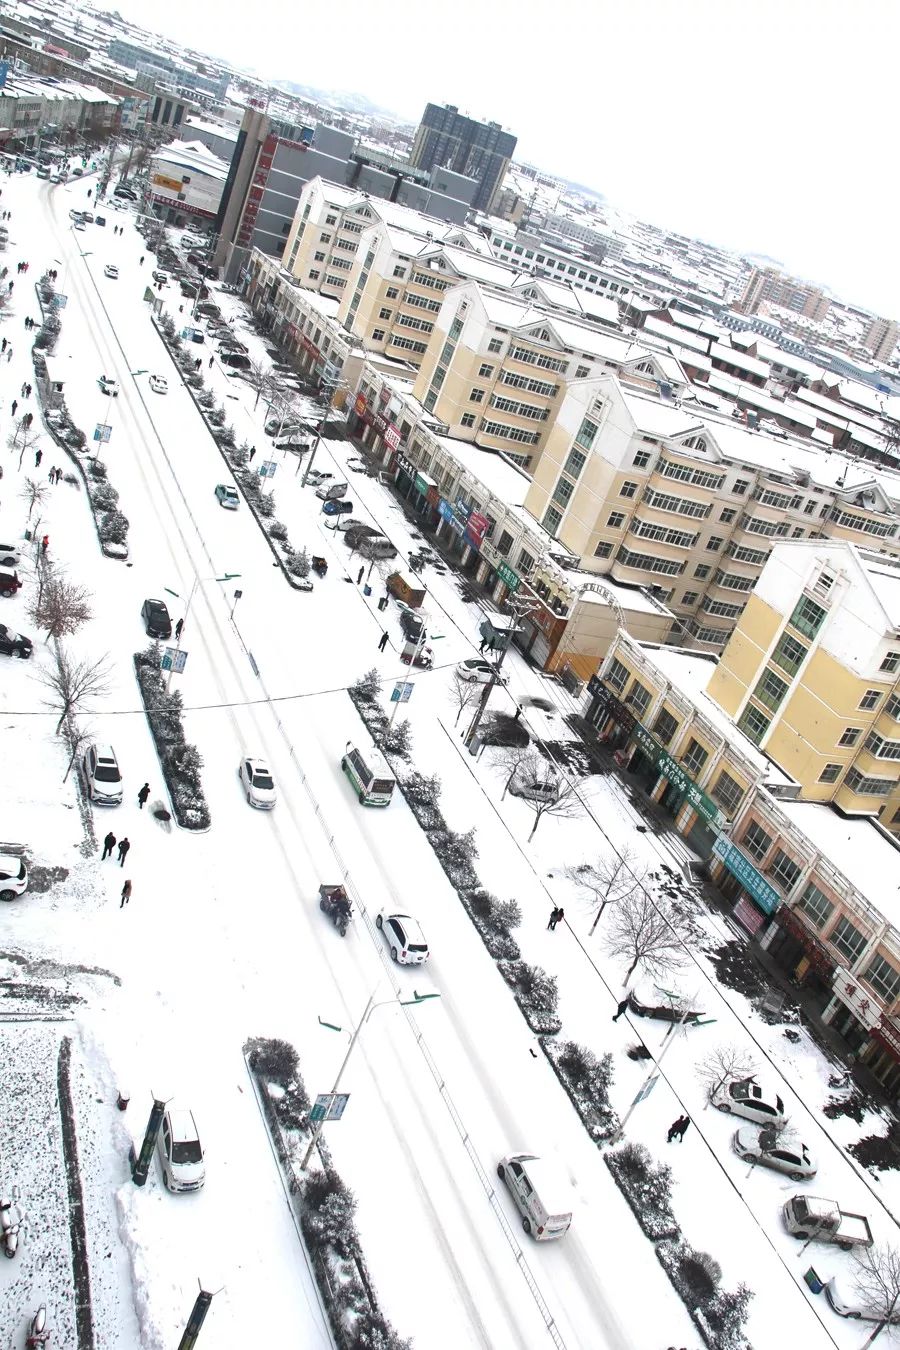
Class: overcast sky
108,0,898,317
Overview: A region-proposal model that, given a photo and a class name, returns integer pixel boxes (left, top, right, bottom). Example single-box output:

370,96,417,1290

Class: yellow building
709,540,900,832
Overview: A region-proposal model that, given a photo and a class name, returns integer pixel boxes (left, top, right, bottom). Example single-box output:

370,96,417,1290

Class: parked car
456,658,506,685
358,535,398,561
304,470,333,486
73,219,86,231
324,515,361,532
322,498,353,517
103,264,119,279
141,597,172,639
36,166,50,180
68,208,84,221
710,1077,786,1126
114,185,137,201
81,212,94,224
149,374,168,395
239,756,277,809
0,544,21,568
825,1276,899,1323
99,375,119,396
82,743,123,806
315,481,348,501
95,215,106,227
0,853,28,902
0,569,22,597
399,608,425,642
376,911,429,964
732,1126,817,1180
215,484,240,510
0,623,32,658
157,1107,205,1192
783,1195,873,1250
152,269,169,285
508,762,561,803
497,1154,572,1241
265,417,302,437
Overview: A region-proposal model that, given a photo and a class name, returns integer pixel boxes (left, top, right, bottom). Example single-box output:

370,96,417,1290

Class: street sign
632,1074,659,1105
161,647,188,673
309,1092,350,1122
259,460,277,478
52,292,68,309
391,680,414,703
93,422,112,443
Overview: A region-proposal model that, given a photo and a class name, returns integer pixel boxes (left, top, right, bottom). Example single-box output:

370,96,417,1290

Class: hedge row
133,645,210,830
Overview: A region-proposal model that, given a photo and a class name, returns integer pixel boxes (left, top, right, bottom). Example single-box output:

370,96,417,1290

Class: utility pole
463,594,537,749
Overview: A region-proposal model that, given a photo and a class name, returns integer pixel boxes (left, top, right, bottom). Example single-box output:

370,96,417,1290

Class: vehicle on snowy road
141,597,172,639
149,375,168,395
455,658,506,685
98,375,119,396
497,1154,572,1240
341,739,395,806
0,623,32,658
239,756,277,809
215,484,240,510
322,498,353,517
82,743,123,806
103,264,118,279
732,1126,817,1180
0,854,28,902
710,1077,786,1126
376,910,429,964
157,1107,205,1192
783,1195,872,1250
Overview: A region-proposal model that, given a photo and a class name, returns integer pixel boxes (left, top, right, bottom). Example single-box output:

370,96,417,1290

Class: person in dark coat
174,618,184,640
120,879,132,908
675,1115,691,1141
137,783,150,809
667,1117,682,1144
612,997,630,1022
101,831,116,861
117,837,130,867
378,630,389,651
547,906,561,931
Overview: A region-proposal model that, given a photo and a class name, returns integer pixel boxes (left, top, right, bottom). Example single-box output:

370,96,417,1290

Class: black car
114,185,137,201
399,609,425,642
141,597,172,639
0,623,32,658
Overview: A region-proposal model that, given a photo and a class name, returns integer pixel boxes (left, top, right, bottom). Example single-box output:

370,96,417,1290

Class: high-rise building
409,103,517,214
864,316,900,365
737,266,829,322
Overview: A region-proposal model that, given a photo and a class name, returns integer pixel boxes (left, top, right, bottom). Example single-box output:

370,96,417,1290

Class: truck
782,1195,873,1250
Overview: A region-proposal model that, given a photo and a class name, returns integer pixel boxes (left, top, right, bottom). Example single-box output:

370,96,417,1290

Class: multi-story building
148,139,229,226
737,265,830,322
863,315,900,365
708,540,900,830
409,103,516,214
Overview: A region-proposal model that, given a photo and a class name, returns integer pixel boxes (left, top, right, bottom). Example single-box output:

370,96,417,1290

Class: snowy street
1,165,897,1350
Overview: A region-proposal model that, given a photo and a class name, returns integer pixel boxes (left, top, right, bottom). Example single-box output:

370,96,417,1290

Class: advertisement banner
384,424,401,451
712,835,780,914
497,561,521,592
632,724,724,829
354,392,368,417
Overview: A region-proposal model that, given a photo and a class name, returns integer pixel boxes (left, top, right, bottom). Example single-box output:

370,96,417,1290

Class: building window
859,689,882,712
863,953,900,1004
606,658,629,694
753,668,790,713
488,338,503,354
732,479,749,495
789,595,827,639
543,505,563,537
681,591,699,606
742,820,772,862
838,727,861,747
314,251,326,262
620,481,638,499
706,536,723,551
479,363,494,378
818,763,842,783
563,447,587,479
607,512,626,529
653,709,679,746
497,531,513,557
372,329,385,342
720,508,736,523
392,265,406,278
767,849,802,893
379,307,392,320
797,882,834,929
319,232,331,242
460,413,475,428
738,705,771,745
681,738,709,777
576,364,590,378
633,450,652,469
880,651,900,674
844,768,894,796
325,214,337,225
694,564,710,579
830,916,868,963
308,270,320,280
770,633,808,679
593,541,613,559
627,682,651,717
469,388,485,403
712,770,744,816
886,693,900,721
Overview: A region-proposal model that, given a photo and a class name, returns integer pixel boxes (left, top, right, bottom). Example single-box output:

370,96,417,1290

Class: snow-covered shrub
463,888,521,960
67,427,87,451
255,491,275,517
605,1143,679,1241
197,388,215,410
498,960,561,1035
208,406,226,426
159,313,176,340
427,825,479,889
91,481,119,511
88,458,108,480
656,1240,752,1349
382,718,413,760
133,647,211,830
268,520,288,543
185,371,203,388
287,545,310,576
98,509,129,545
247,1037,299,1087
545,1040,618,1141
350,668,382,703
217,425,236,448
301,1171,360,1260
398,771,443,828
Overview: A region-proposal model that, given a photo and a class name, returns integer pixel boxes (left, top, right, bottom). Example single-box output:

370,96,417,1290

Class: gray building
409,103,517,213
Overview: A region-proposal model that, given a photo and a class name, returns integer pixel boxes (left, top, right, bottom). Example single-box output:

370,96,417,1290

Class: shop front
348,391,403,462
829,967,884,1056
629,723,724,855
585,677,637,752
764,902,834,1006
711,834,782,937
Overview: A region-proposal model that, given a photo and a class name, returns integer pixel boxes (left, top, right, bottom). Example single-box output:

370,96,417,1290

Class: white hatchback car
239,756,277,809
149,374,168,394
0,853,28,902
376,911,429,964
732,1126,817,1180
157,1107,205,1192
103,264,118,279
82,743,123,806
711,1077,786,1126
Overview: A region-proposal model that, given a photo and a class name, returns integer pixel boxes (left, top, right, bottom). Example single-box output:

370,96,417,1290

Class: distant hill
274,81,410,122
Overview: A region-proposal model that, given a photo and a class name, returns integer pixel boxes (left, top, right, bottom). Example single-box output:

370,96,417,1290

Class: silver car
732,1126,817,1180
710,1077,786,1126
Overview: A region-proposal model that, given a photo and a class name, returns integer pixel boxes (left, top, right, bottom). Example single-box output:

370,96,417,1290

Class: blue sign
391,681,414,703
93,423,112,443
712,835,781,915
455,497,471,519
438,499,455,523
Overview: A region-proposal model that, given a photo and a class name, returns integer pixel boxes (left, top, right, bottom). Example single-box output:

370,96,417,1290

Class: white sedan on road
103,264,119,280
239,757,277,809
149,374,168,395
455,658,507,685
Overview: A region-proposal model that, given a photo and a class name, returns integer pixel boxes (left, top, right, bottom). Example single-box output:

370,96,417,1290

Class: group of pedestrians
23,316,36,330
47,465,63,484
15,260,28,274
99,785,151,908
546,906,565,930
21,381,32,398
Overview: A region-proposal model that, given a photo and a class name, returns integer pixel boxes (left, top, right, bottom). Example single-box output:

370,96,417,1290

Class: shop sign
426,485,440,508
712,835,780,915
590,683,637,732
354,392,368,417
456,497,471,520
480,538,499,566
466,511,490,549
384,424,401,451
438,499,455,524
414,474,430,495
832,966,882,1030
449,514,466,537
374,413,388,434
396,451,415,477
300,333,321,361
872,1018,900,1060
497,561,521,592
632,724,724,829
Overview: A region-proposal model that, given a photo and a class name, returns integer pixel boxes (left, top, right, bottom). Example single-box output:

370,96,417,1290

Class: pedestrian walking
208,355,214,367
248,446,256,462
547,906,561,931
7,281,12,293
120,879,132,908
55,467,62,484
23,262,28,273
174,618,184,640
101,830,116,861
10,399,16,417
117,837,130,867
20,382,26,397
378,630,389,652
40,534,48,554
194,357,201,371
2,337,6,352
666,1117,682,1144
555,906,565,927
25,412,33,429
612,997,630,1023
25,383,31,398
34,449,42,467
675,1116,691,1141
137,783,150,809
357,566,364,585
139,255,144,265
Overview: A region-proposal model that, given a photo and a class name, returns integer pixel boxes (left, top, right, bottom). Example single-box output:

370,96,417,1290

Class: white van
341,740,395,807
497,1153,572,1240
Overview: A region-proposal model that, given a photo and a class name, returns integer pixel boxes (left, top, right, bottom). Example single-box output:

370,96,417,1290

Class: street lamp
301,989,440,1170
163,572,240,690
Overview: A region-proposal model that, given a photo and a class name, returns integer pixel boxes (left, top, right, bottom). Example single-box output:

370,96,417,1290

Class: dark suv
141,597,172,639
0,623,32,658
399,609,425,642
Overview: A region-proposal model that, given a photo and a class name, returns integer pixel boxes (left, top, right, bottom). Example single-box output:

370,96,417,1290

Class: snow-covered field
0,163,897,1349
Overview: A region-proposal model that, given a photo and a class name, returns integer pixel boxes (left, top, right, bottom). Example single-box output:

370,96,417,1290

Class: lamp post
301,989,440,1170
163,572,240,691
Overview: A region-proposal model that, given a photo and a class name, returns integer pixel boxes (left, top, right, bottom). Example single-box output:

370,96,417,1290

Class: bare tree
602,887,686,983
565,846,647,934
513,755,584,841
12,425,44,471
451,673,484,727
62,722,95,782
245,360,279,410
28,574,93,643
491,742,538,798
697,1044,759,1102
852,1244,900,1344
19,475,47,520
36,646,112,734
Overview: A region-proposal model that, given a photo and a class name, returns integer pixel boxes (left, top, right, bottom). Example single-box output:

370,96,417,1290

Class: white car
82,743,123,806
324,515,360,532
376,911,429,964
0,543,21,568
149,375,168,395
73,219,86,232
711,1077,786,1126
215,484,240,510
99,375,119,397
0,853,28,902
826,1276,900,1323
157,1107,205,1192
239,756,277,809
732,1126,817,1180
455,658,507,685
103,264,119,279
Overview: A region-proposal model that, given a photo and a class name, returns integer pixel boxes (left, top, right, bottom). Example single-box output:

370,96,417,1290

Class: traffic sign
309,1092,350,1122
93,422,112,443
161,647,188,673
391,680,414,703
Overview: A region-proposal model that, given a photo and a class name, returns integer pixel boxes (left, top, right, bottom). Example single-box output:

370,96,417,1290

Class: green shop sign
496,561,520,591
631,724,724,829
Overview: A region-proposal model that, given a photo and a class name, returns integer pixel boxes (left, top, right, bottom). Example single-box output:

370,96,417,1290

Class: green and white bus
341,740,395,807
